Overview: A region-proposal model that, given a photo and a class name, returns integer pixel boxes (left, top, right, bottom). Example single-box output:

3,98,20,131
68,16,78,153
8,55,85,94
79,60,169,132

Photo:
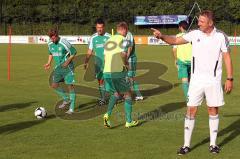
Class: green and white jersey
89,32,111,67
125,31,136,59
48,38,77,69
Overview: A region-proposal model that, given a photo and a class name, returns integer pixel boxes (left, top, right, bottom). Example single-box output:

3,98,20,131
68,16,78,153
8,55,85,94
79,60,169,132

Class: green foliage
0,0,239,35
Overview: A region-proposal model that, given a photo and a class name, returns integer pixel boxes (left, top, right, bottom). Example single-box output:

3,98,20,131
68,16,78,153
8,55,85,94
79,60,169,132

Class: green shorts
177,60,191,79
52,66,75,85
127,56,137,78
103,72,130,94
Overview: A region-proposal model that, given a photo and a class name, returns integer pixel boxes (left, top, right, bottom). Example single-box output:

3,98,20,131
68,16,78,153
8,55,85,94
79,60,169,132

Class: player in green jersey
84,18,111,106
125,26,143,101
44,28,77,114
172,21,192,101
103,22,139,128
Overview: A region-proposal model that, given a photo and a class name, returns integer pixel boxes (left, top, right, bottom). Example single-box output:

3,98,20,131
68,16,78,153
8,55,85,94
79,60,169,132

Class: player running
84,18,111,106
103,22,139,128
172,21,192,101
44,28,77,114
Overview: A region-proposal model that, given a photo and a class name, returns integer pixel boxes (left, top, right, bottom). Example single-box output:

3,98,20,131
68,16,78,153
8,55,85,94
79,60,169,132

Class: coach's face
96,24,105,35
198,15,213,33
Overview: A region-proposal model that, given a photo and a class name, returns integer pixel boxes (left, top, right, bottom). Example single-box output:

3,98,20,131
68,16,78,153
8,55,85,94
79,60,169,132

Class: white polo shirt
182,27,230,83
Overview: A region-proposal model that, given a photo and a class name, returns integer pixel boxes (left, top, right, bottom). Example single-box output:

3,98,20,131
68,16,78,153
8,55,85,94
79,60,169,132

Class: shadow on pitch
191,116,240,151
137,101,186,122
0,114,56,135
135,62,173,97
55,100,107,120
0,101,38,112
172,83,181,88
54,96,140,121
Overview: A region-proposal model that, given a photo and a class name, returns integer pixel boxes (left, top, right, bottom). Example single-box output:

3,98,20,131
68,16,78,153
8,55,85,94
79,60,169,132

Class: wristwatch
227,78,234,81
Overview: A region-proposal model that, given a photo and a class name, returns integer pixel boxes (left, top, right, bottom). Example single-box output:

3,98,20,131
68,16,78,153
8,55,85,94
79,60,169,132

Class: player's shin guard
54,87,68,101
124,97,133,123
107,95,118,116
184,115,195,147
69,90,76,111
182,81,189,100
209,115,219,146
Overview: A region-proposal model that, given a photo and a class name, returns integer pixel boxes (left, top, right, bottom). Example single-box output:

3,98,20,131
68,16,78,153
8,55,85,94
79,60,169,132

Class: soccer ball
34,107,47,119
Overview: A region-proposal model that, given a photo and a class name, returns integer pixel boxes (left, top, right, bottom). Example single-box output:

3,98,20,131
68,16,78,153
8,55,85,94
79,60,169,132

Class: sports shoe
125,120,139,128
177,146,191,155
98,99,106,106
103,113,111,128
65,109,74,114
135,96,144,101
209,145,220,154
58,100,70,109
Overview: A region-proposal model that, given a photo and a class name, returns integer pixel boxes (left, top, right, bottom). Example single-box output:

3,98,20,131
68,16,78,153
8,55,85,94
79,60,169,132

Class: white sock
184,116,195,147
209,114,219,146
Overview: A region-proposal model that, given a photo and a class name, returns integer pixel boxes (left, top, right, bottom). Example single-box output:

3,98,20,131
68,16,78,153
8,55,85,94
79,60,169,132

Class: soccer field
0,44,240,159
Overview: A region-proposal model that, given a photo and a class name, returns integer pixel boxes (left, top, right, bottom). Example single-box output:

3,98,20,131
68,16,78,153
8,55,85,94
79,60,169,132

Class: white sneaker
65,109,74,114
135,96,144,101
58,100,70,109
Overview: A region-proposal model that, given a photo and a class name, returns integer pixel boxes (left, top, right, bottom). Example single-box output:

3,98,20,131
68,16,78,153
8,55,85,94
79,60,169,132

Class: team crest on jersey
58,47,62,51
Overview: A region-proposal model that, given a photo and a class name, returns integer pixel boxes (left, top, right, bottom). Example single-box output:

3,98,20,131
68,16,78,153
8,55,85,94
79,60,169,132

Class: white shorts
187,82,225,107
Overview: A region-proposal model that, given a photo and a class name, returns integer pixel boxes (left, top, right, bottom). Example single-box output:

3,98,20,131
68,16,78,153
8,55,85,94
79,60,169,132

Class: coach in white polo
151,10,233,155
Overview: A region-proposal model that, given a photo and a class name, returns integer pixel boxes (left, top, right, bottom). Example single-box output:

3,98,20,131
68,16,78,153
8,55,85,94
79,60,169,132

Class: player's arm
84,37,94,69
84,49,93,69
61,40,77,68
127,46,132,59
44,55,53,70
172,46,177,67
126,34,134,59
121,51,129,70
44,44,53,70
62,54,75,68
121,40,129,69
151,28,188,45
223,52,233,93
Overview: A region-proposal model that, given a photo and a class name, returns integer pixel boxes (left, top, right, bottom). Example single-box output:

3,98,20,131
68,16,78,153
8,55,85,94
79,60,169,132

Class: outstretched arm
151,28,188,45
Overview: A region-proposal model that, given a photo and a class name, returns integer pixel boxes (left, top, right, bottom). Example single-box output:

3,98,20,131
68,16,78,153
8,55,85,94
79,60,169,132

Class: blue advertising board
134,15,188,25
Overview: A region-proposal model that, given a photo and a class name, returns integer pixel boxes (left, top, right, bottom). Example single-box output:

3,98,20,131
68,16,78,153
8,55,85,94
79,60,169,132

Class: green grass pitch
0,44,240,159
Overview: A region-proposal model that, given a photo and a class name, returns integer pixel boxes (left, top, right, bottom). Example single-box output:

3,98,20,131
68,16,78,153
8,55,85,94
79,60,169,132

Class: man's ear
209,20,214,27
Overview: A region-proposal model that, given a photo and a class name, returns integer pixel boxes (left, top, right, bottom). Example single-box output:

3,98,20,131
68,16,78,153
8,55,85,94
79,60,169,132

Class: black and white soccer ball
34,107,47,119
